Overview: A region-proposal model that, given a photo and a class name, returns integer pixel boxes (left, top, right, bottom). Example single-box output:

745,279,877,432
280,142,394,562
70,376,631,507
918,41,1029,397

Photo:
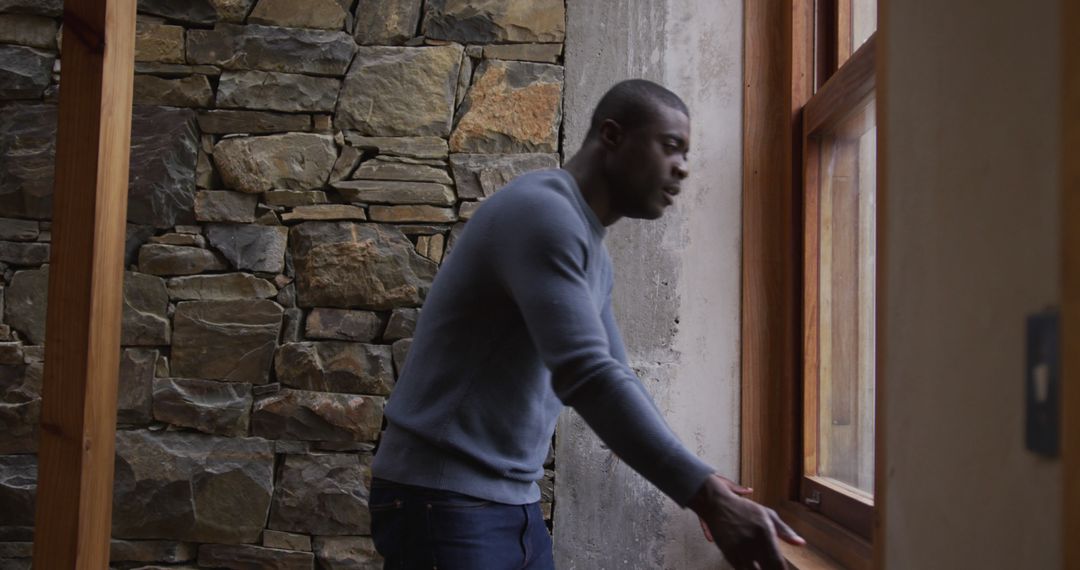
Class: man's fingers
769,509,806,546
698,516,714,542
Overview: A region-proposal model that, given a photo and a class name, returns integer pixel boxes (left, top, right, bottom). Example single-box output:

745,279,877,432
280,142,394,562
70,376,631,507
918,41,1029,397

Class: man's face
606,104,691,220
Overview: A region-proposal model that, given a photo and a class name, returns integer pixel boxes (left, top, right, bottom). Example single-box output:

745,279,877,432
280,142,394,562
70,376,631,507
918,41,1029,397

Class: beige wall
883,0,1062,567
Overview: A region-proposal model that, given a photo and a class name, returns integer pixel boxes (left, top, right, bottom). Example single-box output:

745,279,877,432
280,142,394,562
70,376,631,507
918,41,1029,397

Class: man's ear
598,118,623,149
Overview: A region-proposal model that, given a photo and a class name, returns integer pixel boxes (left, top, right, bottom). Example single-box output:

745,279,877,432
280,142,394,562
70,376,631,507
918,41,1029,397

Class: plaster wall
556,1,743,567
883,0,1062,567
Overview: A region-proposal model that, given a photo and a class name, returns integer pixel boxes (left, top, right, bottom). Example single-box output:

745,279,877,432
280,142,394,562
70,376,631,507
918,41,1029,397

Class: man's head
585,79,691,220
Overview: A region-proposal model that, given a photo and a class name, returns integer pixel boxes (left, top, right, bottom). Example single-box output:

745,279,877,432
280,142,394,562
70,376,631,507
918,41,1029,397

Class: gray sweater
372,168,714,507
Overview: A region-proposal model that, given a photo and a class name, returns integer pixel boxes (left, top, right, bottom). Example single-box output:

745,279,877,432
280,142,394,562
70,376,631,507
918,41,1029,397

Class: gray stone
152,377,253,436
252,388,383,442
252,382,280,397
135,19,185,63
0,241,47,265
329,145,363,182
196,150,219,189
0,104,55,219
117,348,158,425
0,45,52,99
197,110,311,135
383,308,418,342
275,341,393,395
333,180,455,206
304,308,384,342
188,24,355,75
268,453,370,534
0,543,31,558
195,190,258,223
290,222,437,309
313,536,380,570
458,200,481,220
249,0,347,30
150,232,204,247
368,204,456,223
0,219,38,242
353,0,422,45
423,0,565,43
351,159,452,184
336,45,463,136
4,267,47,344
277,282,296,307
0,527,32,541
484,43,562,63
122,271,171,346
263,530,311,551
450,60,563,153
138,0,217,26
138,244,229,276
166,273,277,301
0,454,35,526
280,205,368,222
129,106,200,228
205,224,288,273
264,190,327,207
133,74,214,108
209,0,256,23
112,430,273,543
0,362,40,453
135,62,223,77
217,70,341,113
171,300,283,384
281,307,302,342
455,45,472,107
127,224,156,266
391,338,411,372
0,15,57,50
0,343,23,366
213,133,337,193
199,543,314,570
110,540,196,563
343,134,449,159
0,0,61,16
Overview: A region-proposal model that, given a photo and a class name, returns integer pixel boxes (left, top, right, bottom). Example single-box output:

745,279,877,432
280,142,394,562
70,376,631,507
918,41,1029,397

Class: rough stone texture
0,241,48,265
110,540,197,563
458,200,480,220
280,205,368,222
449,153,560,199
369,204,456,223
217,70,341,113
0,104,54,219
343,134,449,159
334,180,455,206
329,145,363,182
117,348,158,425
171,300,283,384
0,45,52,99
197,110,311,134
0,14,58,50
0,219,38,241
166,273,277,301
128,106,201,228
205,224,288,273
313,536,381,570
0,0,61,17
4,266,47,344
262,530,311,552
135,20,185,63
0,455,36,526
138,0,218,26
195,190,258,223
304,308,384,342
391,338,411,372
213,133,337,193
336,45,463,136
383,308,419,342
138,244,229,276
268,453,370,534
150,231,207,246
423,0,565,44
484,43,563,63
134,74,214,108
415,233,444,263
274,341,394,395
289,222,437,309
264,190,327,207
135,62,223,77
122,271,171,346
209,0,256,23
251,389,383,442
152,377,253,436
351,159,452,184
451,60,563,153
0,362,40,453
187,24,355,75
353,0,421,45
112,431,273,543
248,0,347,30
198,543,314,570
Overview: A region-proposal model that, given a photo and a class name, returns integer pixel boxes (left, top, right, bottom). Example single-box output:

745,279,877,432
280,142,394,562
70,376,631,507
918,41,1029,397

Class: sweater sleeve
493,196,714,507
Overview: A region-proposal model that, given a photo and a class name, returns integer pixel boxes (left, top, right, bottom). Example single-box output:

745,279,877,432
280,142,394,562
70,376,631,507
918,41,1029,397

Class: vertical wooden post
31,0,136,568
1063,0,1079,567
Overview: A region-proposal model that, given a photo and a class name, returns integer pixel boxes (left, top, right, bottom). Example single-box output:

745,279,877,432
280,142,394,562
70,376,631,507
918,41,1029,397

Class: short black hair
585,79,689,140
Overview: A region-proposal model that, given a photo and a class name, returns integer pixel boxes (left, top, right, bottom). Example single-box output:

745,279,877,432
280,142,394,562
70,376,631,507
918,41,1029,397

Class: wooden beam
874,1,888,567
1063,0,1079,567
31,0,136,567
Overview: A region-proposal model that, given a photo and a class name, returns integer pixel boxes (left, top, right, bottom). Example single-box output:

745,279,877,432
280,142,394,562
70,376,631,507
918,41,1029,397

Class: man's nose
674,158,689,180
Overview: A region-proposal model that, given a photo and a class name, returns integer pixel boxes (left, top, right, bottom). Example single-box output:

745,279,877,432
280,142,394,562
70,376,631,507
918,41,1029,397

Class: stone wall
0,1,565,568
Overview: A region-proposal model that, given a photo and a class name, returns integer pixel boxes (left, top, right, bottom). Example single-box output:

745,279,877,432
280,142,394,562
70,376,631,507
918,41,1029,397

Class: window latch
805,489,822,510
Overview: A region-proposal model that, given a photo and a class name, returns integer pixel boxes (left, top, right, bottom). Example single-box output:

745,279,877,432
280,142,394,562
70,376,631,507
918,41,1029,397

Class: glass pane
815,97,876,497
851,0,877,54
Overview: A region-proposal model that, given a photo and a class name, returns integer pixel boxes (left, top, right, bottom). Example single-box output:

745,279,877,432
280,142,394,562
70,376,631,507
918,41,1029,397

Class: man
369,79,804,569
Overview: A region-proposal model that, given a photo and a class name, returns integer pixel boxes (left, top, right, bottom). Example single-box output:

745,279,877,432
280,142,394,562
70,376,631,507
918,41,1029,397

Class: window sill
776,501,872,570
782,543,846,570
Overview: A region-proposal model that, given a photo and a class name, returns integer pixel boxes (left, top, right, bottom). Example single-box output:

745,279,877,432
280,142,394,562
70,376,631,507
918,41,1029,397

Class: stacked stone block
0,0,565,567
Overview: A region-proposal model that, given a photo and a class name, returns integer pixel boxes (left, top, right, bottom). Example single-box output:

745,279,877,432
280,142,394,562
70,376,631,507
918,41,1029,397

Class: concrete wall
555,1,742,567
882,0,1062,567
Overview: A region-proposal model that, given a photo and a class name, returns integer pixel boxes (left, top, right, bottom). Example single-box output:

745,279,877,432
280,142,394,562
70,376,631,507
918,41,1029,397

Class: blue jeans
369,478,555,570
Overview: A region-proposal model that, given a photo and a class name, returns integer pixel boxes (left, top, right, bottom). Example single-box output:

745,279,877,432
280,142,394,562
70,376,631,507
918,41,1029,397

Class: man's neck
563,146,621,227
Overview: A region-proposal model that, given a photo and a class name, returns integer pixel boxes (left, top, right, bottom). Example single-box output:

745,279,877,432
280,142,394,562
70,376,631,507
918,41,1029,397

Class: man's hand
689,474,805,570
